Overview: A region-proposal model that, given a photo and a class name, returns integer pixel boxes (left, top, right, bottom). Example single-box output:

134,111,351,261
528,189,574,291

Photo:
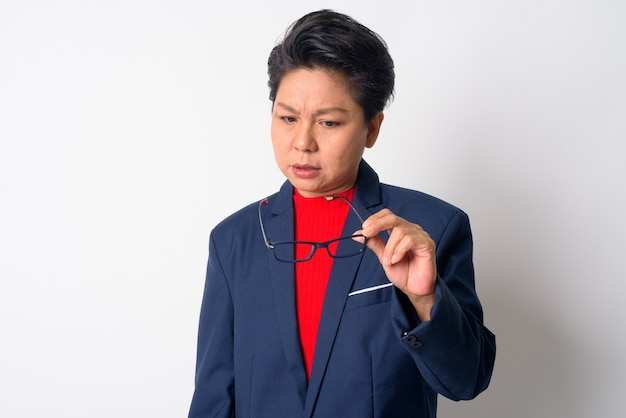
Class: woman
189,9,495,418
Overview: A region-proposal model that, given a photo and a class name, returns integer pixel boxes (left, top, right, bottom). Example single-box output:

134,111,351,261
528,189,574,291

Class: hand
358,209,437,321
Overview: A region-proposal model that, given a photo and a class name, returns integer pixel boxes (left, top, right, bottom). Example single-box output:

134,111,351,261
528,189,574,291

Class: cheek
336,138,367,161
270,124,279,146
272,139,289,160
270,136,289,168
271,124,290,149
270,125,282,147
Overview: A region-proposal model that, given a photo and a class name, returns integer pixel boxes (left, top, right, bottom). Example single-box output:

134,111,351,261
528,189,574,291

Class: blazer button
402,332,422,349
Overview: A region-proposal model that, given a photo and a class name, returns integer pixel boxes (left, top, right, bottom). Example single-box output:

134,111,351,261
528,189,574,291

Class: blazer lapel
263,185,309,407
265,161,384,415
303,205,367,415
303,160,384,416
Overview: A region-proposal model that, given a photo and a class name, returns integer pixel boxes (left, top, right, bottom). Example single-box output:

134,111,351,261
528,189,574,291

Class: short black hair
267,10,395,122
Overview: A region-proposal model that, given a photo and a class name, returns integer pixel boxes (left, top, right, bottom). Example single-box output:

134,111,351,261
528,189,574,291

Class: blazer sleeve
188,232,236,418
391,210,496,401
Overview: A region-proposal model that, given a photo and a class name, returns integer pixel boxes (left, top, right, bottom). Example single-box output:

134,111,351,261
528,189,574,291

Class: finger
389,234,416,264
361,209,397,237
380,223,419,262
354,233,389,265
379,226,404,263
386,227,436,265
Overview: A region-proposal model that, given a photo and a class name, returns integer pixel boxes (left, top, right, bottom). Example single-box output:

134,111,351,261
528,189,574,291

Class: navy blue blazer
189,160,495,417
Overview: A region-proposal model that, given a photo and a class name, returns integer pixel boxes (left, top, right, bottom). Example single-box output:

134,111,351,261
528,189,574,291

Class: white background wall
1,1,624,417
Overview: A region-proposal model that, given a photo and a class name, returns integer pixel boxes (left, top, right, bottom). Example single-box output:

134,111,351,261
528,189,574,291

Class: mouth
292,163,318,170
291,163,320,178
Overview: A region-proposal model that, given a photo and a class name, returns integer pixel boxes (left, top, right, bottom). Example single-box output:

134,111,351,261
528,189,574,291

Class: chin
292,183,325,197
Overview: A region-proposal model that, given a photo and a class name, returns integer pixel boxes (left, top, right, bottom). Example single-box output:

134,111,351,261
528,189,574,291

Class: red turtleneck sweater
293,187,356,379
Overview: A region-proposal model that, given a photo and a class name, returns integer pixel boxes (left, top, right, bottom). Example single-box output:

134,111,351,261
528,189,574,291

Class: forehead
275,67,357,107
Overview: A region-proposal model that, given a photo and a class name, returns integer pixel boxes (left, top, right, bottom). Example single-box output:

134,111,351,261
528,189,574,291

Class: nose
293,123,318,152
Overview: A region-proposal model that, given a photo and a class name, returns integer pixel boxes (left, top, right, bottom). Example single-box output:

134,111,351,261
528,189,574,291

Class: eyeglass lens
272,235,365,262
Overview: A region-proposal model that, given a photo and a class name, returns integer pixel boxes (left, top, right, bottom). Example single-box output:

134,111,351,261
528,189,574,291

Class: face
271,68,383,197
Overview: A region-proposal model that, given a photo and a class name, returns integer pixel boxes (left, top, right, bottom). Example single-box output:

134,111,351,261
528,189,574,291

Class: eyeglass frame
258,195,369,263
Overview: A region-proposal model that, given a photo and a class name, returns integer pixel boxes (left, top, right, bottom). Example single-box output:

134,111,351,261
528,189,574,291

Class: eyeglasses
258,195,368,263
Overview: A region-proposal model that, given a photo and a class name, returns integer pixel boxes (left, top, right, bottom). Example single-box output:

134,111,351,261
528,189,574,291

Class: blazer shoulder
380,183,466,218
211,198,263,239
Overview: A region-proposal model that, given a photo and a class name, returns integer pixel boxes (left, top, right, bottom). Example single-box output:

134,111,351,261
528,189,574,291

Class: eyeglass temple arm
258,199,274,249
260,196,365,249
324,195,366,225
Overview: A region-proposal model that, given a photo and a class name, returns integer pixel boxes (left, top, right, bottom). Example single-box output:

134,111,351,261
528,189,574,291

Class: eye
321,120,340,128
280,116,297,123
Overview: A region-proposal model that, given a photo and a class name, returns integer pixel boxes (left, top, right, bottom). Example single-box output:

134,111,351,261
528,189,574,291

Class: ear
365,112,384,148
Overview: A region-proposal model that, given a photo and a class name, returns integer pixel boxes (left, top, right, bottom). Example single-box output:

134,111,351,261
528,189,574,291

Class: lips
291,163,319,178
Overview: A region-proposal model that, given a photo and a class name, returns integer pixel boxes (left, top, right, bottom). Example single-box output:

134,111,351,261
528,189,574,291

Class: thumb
353,231,387,263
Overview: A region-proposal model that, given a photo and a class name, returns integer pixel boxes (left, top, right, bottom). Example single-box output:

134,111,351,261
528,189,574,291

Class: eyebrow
274,102,349,116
